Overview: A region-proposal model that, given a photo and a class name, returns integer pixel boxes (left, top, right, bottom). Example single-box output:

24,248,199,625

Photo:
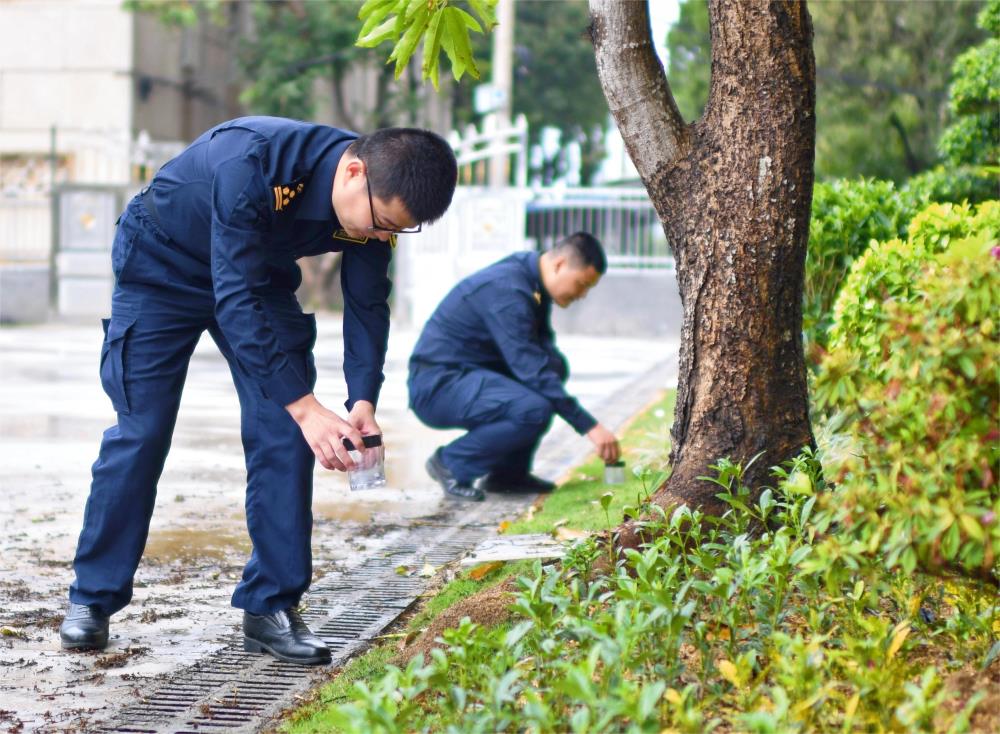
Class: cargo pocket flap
100,314,137,415
107,315,135,342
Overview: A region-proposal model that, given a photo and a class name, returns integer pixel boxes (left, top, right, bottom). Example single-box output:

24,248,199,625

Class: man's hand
285,394,364,471
348,400,381,438
586,423,621,464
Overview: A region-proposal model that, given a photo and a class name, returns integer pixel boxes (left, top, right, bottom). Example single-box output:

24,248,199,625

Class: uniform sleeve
210,156,311,408
539,309,569,381
340,240,392,410
473,286,597,434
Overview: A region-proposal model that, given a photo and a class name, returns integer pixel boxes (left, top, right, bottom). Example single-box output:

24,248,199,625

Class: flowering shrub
814,201,999,580
815,200,999,412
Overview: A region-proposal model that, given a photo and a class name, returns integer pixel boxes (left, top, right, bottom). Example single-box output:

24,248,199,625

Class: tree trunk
589,0,816,546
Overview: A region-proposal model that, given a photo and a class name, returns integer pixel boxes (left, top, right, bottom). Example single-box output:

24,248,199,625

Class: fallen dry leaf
468,561,504,580
553,527,591,541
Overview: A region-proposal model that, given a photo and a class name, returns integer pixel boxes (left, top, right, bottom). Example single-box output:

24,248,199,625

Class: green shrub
816,200,999,413
814,204,999,580
828,244,999,578
903,164,998,208
805,178,916,350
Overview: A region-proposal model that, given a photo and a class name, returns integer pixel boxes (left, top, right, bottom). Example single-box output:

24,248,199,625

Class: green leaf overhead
355,0,494,84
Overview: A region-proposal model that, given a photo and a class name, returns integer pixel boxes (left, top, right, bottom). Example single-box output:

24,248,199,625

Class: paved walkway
0,314,677,732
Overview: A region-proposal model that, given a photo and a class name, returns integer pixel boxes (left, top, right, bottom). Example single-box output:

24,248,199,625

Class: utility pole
488,0,514,188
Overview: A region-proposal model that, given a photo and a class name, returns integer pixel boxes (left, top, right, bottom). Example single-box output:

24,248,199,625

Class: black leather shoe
60,603,110,650
426,449,485,501
243,608,331,665
481,472,556,494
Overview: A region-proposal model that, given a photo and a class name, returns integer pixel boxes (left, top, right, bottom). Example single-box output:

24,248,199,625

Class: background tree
238,0,422,130
665,0,987,182
903,0,999,206
664,0,710,124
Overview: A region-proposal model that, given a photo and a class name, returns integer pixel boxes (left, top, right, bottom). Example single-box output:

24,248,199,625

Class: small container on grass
603,460,626,485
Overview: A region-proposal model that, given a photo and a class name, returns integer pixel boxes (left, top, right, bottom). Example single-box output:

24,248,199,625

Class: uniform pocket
99,314,137,414
110,208,141,281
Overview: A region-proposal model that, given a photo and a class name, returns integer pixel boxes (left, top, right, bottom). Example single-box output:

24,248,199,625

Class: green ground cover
281,391,677,732
283,390,997,732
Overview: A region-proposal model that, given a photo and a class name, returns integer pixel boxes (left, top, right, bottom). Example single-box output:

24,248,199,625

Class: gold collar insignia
332,230,398,249
272,182,305,212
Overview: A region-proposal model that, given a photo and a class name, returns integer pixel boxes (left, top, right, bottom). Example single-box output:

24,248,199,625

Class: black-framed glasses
366,176,422,235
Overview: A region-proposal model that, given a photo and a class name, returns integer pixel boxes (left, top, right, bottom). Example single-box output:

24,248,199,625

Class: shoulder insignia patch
272,181,305,212
533,290,542,305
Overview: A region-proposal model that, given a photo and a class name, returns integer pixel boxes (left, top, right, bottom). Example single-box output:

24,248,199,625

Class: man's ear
551,251,569,274
344,158,365,181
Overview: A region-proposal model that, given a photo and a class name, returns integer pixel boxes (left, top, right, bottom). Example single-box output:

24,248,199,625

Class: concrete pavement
0,313,677,732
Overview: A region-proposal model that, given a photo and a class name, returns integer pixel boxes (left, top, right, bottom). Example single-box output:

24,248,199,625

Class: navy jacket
410,252,597,434
147,116,391,410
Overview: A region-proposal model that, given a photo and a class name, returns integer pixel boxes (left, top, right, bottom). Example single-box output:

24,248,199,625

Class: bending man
60,117,457,665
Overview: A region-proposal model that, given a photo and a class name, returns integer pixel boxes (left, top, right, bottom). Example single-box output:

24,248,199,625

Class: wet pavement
0,314,677,732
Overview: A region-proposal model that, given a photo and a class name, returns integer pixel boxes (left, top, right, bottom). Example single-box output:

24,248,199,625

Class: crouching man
408,232,621,501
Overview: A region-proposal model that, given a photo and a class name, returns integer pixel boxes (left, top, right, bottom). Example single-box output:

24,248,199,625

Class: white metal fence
527,187,671,271
448,113,529,188
0,196,50,263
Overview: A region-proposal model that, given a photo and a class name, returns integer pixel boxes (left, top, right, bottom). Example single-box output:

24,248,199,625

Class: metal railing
526,186,672,271
0,195,51,263
448,113,529,188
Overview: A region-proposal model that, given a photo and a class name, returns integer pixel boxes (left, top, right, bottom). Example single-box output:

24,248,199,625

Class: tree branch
588,0,688,185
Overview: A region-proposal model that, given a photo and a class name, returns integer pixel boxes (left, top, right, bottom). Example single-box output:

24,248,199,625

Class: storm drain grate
99,516,517,734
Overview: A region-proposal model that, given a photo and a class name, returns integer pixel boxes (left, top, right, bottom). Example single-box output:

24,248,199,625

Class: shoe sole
427,456,486,501
443,488,486,501
243,637,331,666
484,483,553,494
60,638,108,651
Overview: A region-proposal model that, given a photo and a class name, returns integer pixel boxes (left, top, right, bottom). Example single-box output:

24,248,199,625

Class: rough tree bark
589,0,817,550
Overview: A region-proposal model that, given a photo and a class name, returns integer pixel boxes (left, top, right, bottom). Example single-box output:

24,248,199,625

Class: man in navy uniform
59,117,457,665
408,232,621,501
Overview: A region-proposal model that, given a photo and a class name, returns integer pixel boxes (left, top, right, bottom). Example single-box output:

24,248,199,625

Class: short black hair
348,128,457,225
553,231,607,274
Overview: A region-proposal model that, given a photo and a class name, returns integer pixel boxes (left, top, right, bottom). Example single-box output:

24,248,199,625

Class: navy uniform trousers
69,195,317,617
408,364,562,484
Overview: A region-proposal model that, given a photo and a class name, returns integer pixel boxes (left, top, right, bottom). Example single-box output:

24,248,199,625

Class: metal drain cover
100,522,501,732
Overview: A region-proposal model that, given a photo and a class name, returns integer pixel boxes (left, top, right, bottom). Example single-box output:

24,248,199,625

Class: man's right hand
285,394,365,471
586,423,621,464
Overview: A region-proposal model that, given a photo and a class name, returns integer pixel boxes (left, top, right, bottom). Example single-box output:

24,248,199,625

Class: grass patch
506,390,675,535
283,645,397,731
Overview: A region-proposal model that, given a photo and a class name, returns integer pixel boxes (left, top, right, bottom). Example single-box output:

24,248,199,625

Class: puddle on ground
143,527,251,563
312,498,430,523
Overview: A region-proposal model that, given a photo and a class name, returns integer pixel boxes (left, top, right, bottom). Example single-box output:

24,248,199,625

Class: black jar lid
342,435,383,451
